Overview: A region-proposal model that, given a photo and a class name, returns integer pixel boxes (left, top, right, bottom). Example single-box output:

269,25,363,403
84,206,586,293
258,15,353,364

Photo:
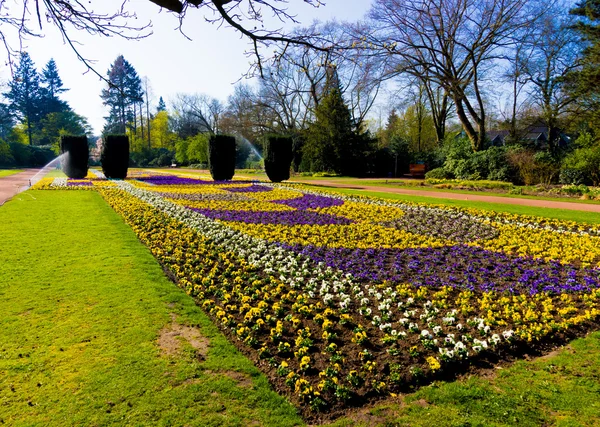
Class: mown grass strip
0,169,24,178
0,190,302,426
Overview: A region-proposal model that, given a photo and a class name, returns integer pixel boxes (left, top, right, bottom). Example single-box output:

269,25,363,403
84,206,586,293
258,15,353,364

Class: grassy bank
0,169,23,178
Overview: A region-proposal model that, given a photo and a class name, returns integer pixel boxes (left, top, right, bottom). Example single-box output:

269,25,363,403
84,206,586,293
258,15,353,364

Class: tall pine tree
157,96,166,113
567,1,600,128
40,59,69,114
101,55,143,134
303,77,369,175
4,52,42,145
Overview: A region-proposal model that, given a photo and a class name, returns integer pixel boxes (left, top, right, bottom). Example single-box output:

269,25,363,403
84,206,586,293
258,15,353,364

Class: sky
1,0,372,135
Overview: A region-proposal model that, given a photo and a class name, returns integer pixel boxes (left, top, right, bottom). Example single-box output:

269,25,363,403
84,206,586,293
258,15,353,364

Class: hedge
60,135,88,179
264,135,293,182
102,135,129,179
208,135,236,181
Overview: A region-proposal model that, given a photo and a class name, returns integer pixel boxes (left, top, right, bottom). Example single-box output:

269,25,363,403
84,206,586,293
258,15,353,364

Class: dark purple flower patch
225,184,273,193
281,243,600,295
136,175,254,186
272,194,345,210
190,208,354,226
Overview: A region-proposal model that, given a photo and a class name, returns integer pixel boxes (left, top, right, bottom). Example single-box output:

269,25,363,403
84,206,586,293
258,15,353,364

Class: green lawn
0,169,23,178
2,188,600,426
0,190,301,426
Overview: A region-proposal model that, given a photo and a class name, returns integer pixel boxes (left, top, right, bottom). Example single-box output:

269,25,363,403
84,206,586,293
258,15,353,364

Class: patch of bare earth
218,371,253,388
158,313,209,360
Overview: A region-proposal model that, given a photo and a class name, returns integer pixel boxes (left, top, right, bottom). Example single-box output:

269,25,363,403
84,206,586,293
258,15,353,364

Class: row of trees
90,0,600,184
1,53,91,148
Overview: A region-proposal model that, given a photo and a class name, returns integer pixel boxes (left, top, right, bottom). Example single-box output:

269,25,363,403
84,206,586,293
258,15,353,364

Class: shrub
264,135,293,182
60,135,88,178
0,139,15,167
506,147,559,185
559,168,587,185
425,167,453,179
102,135,129,179
208,135,236,181
440,136,513,181
562,144,600,186
9,142,31,166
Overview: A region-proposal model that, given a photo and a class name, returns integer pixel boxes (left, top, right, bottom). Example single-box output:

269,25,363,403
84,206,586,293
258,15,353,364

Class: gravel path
0,169,42,206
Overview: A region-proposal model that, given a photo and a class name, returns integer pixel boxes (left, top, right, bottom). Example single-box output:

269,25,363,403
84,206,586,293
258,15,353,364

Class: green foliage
0,139,15,167
235,138,252,169
187,133,209,165
150,110,176,150
3,52,41,145
101,135,129,179
101,55,143,135
562,143,600,185
60,135,88,178
130,148,174,168
303,86,370,176
37,111,91,149
425,178,515,190
9,142,54,167
264,135,293,182
559,168,588,185
506,147,560,185
208,135,236,181
174,137,189,164
440,137,513,181
425,167,454,179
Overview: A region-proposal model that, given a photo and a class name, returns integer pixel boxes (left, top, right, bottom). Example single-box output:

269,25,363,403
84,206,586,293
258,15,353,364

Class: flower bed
37,173,600,420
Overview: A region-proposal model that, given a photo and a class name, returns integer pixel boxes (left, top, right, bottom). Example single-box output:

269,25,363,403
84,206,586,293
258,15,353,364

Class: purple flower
191,208,354,226
272,194,344,210
136,176,254,186
280,243,600,295
67,181,93,186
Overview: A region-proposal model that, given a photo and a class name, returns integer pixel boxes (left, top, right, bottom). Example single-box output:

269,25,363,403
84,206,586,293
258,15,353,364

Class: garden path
291,179,600,213
0,169,41,206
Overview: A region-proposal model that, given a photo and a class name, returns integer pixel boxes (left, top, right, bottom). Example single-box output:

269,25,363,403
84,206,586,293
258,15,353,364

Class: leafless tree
0,1,333,79
367,0,547,151
0,1,150,77
172,93,225,135
265,21,385,129
521,3,582,150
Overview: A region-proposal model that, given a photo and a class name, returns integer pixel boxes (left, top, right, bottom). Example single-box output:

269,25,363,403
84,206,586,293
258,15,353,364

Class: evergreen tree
567,1,600,128
40,59,69,114
4,52,42,145
101,55,142,134
157,96,166,112
303,82,368,175
0,104,14,141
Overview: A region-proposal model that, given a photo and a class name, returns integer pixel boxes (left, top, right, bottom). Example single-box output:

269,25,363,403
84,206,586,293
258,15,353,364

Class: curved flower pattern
35,172,600,417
